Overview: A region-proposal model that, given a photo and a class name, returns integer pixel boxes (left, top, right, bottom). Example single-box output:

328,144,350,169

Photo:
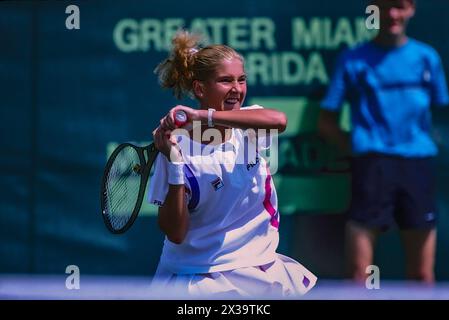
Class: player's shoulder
334,42,374,65
347,42,373,54
407,38,441,60
343,41,373,58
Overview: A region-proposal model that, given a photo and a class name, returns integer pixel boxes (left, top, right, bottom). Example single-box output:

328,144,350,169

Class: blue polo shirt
321,38,449,157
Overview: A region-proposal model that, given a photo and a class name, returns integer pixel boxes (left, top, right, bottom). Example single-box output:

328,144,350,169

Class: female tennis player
147,30,317,298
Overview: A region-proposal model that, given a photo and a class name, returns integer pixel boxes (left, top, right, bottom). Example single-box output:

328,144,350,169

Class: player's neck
373,33,408,48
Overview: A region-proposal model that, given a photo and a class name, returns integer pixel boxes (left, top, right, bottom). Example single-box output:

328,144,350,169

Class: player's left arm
429,51,449,109
428,51,449,147
160,105,287,133
204,108,287,133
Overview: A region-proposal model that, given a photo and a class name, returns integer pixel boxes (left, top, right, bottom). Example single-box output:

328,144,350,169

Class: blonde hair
154,30,244,99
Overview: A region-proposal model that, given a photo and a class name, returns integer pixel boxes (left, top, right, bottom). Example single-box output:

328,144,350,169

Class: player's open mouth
224,98,239,105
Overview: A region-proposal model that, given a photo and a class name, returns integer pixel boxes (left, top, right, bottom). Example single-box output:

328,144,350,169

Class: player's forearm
318,111,351,155
158,185,189,244
197,109,287,132
324,127,351,154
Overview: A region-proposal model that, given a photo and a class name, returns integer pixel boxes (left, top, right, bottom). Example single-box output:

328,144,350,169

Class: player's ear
192,80,205,99
407,0,416,18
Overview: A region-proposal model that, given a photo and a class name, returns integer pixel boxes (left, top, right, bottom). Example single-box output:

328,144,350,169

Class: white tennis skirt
149,254,317,299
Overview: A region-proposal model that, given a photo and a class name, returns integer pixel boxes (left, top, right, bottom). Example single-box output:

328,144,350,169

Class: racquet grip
174,110,188,127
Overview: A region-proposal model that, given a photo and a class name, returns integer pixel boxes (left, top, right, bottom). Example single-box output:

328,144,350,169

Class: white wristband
208,108,216,127
167,161,185,185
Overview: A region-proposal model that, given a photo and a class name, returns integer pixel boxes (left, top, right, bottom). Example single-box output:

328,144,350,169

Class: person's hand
152,126,183,162
159,105,200,131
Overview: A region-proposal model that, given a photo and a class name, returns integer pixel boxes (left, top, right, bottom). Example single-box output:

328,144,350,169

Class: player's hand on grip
160,105,199,131
152,126,183,162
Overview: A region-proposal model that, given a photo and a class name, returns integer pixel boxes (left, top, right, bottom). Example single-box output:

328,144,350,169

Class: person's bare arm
152,125,189,244
318,109,351,155
207,109,287,132
158,185,189,244
161,106,287,133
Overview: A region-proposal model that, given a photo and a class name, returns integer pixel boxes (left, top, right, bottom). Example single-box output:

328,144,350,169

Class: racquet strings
104,146,142,230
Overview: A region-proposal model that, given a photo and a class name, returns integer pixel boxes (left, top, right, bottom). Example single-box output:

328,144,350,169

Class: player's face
376,0,415,36
199,58,247,111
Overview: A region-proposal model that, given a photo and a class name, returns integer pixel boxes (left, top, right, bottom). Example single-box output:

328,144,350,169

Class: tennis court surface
1,275,448,300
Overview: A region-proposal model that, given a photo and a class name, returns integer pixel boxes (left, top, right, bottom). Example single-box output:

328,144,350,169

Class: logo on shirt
425,212,435,222
211,177,224,191
152,200,163,206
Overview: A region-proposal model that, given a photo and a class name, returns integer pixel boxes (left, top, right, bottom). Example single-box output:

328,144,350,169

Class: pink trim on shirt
263,164,279,229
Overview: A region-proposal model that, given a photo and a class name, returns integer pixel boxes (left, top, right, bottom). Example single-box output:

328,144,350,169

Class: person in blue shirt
318,0,449,283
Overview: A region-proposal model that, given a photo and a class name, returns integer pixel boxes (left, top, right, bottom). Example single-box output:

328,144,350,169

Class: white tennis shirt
147,106,280,274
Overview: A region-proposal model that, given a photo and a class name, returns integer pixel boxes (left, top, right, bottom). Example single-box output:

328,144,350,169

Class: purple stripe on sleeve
183,164,200,211
263,163,279,228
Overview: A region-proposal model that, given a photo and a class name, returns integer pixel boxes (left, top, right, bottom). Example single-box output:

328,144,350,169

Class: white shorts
149,254,317,299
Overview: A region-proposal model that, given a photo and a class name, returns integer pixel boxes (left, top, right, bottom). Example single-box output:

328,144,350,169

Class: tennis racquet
100,110,187,234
